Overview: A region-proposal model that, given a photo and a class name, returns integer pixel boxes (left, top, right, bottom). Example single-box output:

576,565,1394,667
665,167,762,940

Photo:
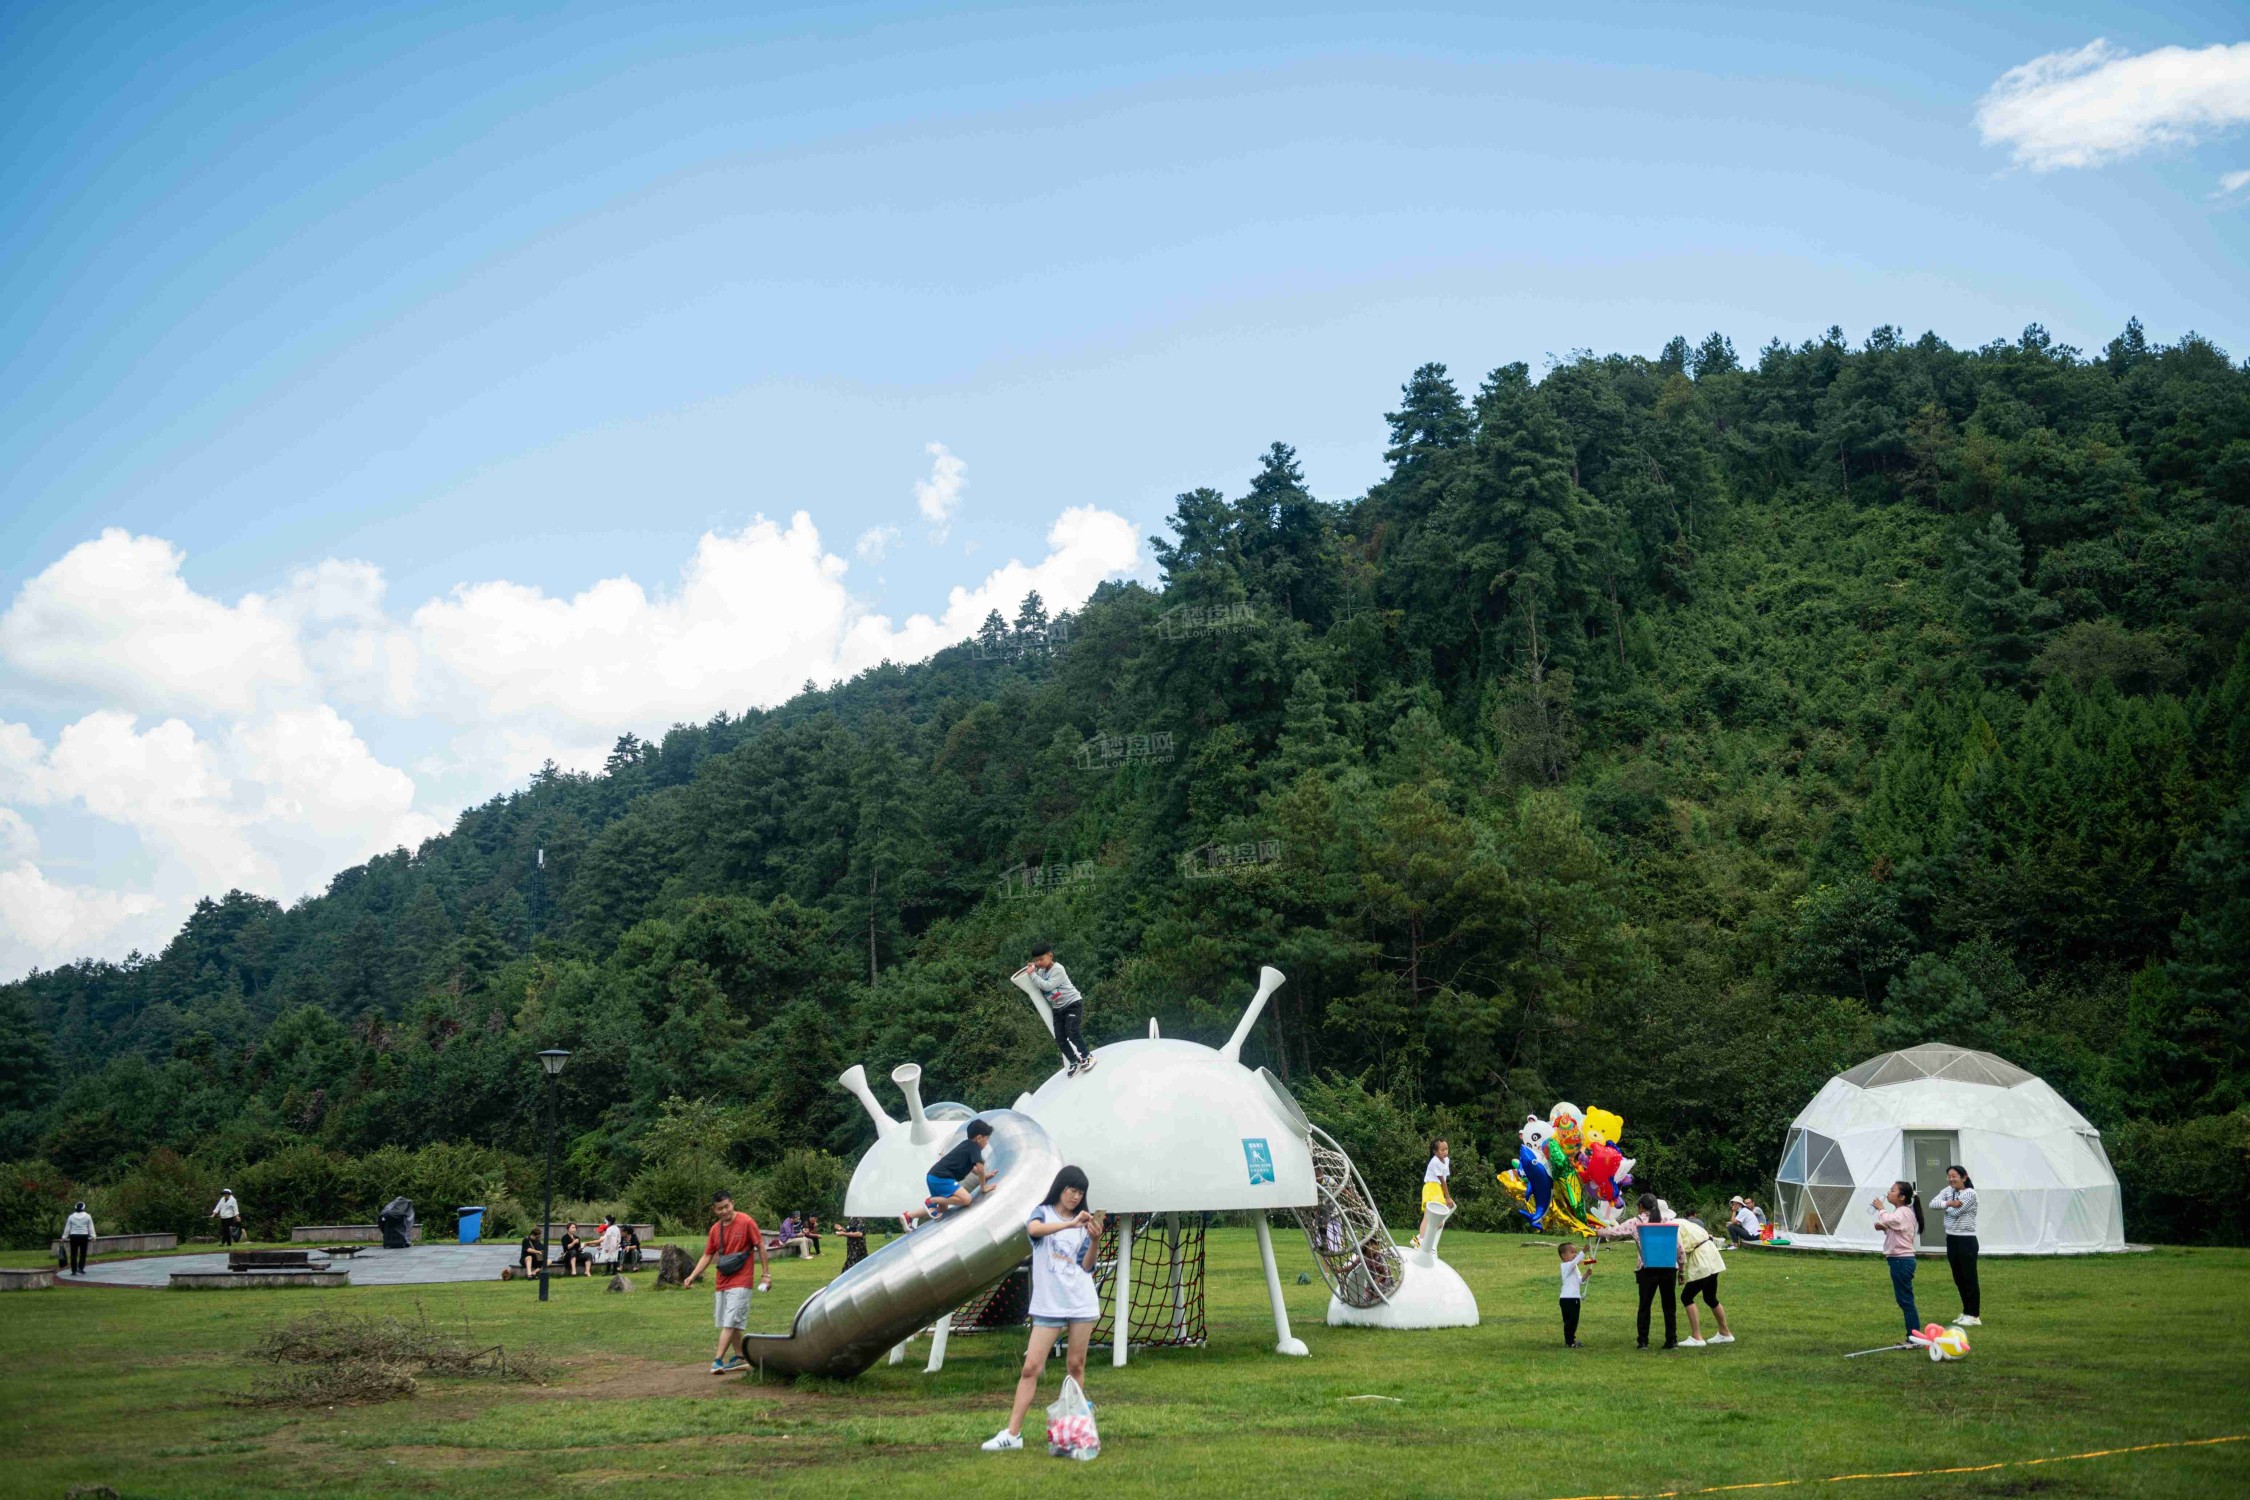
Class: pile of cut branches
242,1304,552,1407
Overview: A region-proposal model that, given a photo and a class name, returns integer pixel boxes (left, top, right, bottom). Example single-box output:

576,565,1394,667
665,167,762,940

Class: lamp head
538,1048,571,1077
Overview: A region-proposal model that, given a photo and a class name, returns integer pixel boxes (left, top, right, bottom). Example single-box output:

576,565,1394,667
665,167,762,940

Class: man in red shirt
684,1190,771,1373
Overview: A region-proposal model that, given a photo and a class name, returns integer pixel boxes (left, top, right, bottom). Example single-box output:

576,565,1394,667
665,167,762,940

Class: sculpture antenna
891,1062,940,1143
1220,966,1286,1064
838,1064,899,1138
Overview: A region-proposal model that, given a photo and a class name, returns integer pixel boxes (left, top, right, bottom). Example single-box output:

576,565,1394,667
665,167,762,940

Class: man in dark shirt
901,1119,997,1230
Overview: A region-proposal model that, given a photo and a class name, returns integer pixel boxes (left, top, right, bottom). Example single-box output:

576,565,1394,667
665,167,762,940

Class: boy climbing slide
902,1118,999,1230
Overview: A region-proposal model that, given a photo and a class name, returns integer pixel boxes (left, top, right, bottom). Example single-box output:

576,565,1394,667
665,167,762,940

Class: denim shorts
1032,1314,1091,1329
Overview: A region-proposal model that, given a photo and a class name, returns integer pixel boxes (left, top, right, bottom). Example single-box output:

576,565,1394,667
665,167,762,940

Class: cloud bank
0,502,1141,978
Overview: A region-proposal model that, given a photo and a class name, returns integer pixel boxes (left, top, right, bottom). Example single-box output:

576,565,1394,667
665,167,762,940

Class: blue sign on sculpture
1242,1137,1275,1186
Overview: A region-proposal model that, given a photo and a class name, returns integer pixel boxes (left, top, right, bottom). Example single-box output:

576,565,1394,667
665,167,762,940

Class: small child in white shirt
1559,1240,1594,1347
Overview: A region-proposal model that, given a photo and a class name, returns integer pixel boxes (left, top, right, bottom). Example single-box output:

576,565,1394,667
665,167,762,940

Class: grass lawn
1,1229,2243,1499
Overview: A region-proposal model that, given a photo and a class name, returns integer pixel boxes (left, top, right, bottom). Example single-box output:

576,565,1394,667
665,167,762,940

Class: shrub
625,1152,737,1234
235,1144,354,1239
101,1148,219,1239
1289,1073,1433,1228
755,1148,849,1222
352,1142,536,1228
0,1159,79,1249
2112,1110,2250,1246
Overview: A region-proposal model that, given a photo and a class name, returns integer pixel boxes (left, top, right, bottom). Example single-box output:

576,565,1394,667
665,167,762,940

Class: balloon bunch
1909,1322,1971,1361
1495,1102,1638,1234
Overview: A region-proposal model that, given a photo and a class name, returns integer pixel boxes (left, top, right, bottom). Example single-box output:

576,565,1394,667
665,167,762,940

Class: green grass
1,1230,2243,1499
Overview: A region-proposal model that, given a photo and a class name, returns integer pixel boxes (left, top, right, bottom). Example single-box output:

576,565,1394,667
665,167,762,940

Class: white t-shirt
1424,1155,1450,1184
213,1195,239,1220
1733,1205,1763,1235
1559,1258,1586,1299
1027,1205,1100,1321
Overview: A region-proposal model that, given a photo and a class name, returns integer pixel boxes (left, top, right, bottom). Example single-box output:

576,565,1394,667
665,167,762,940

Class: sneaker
717,1355,747,1373
1065,1063,1079,1078
981,1430,1023,1452
1679,1337,1707,1348
1660,1341,1678,1350
1079,1056,1097,1073
1955,1315,1981,1326
710,1359,727,1375
1709,1333,1735,1344
899,1213,916,1234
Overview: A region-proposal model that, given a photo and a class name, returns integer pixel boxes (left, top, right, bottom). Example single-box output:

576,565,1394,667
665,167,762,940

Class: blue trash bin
457,1206,486,1245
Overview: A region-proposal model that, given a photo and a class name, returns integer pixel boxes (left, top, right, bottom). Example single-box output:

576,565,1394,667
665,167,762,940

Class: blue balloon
1518,1142,1554,1228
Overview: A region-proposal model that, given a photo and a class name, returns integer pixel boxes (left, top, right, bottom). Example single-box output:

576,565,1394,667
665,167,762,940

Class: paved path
63,1244,528,1289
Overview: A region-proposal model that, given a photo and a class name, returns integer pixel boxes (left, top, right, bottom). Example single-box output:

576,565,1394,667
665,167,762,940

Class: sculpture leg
1255,1215,1310,1356
1112,1214,1133,1368
888,1339,908,1366
924,1312,952,1373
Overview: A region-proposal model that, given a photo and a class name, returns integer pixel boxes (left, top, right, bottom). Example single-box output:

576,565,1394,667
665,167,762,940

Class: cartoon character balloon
1496,1103,1636,1235
1909,1323,1970,1361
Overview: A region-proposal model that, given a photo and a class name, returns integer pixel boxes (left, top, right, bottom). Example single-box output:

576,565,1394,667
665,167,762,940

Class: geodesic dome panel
1836,1044,2035,1090
1776,1127,1855,1235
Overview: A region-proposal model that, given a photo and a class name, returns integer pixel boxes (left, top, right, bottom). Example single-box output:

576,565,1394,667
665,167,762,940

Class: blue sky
1,0,2246,974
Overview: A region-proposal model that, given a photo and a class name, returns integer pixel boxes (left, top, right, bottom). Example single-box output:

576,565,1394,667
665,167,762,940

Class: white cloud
1,502,1139,976
1978,39,2250,172
914,441,967,535
0,528,311,714
856,525,901,562
0,860,169,975
2217,168,2250,198
0,807,35,863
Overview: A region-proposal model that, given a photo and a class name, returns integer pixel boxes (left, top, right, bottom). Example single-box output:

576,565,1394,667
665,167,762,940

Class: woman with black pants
1596,1193,1679,1349
1931,1166,1982,1327
63,1202,95,1275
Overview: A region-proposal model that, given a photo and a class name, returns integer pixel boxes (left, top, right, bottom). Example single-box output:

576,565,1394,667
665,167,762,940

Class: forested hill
6,320,2248,1244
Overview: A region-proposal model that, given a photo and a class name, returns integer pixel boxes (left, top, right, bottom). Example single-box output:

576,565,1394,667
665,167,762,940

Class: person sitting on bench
518,1230,547,1276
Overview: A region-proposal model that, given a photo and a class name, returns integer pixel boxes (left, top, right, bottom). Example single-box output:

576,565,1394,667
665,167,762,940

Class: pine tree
1948,513,2040,687
1383,363,1471,468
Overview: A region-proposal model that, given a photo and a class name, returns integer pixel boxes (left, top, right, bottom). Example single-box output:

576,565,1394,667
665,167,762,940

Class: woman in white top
1415,1139,1453,1248
1930,1165,1982,1326
982,1166,1105,1452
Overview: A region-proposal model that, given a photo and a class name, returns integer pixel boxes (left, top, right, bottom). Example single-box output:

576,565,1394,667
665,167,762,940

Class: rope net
944,1212,1208,1350
1291,1126,1401,1309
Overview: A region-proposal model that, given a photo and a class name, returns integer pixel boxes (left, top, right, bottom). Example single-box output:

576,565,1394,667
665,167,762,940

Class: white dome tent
1774,1043,2125,1255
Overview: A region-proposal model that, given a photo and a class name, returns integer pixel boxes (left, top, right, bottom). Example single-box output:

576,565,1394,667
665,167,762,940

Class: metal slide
745,1108,1063,1378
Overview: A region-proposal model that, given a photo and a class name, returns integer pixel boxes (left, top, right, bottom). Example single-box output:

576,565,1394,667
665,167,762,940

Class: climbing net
945,1212,1208,1350
1291,1125,1400,1309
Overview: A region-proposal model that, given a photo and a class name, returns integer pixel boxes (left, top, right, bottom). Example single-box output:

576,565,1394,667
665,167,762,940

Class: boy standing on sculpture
1015,943,1095,1076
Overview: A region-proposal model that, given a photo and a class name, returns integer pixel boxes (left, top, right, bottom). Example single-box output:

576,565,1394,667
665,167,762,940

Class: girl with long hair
981,1166,1105,1452
1871,1180,1924,1336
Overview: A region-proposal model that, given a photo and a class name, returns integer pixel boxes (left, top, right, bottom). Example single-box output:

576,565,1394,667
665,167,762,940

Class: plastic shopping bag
1045,1375,1100,1461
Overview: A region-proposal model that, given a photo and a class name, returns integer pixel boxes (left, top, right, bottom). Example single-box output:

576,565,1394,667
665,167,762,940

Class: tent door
1904,1132,1955,1250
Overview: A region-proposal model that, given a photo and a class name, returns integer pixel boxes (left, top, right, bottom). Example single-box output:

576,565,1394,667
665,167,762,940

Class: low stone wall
46,1232,178,1259
169,1269,351,1290
540,1222,656,1240
291,1224,421,1243
0,1267,56,1291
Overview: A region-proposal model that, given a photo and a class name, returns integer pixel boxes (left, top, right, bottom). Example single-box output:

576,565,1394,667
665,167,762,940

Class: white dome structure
1774,1043,2125,1255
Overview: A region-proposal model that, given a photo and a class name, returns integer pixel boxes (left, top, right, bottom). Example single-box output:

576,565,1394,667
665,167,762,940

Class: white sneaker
1709,1333,1735,1344
1955,1314,1981,1326
981,1430,1023,1452
1679,1337,1707,1348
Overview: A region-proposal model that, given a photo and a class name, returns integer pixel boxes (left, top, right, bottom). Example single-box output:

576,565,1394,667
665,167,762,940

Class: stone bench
47,1231,178,1259
170,1269,350,1290
1,1267,56,1291
231,1249,321,1271
291,1224,421,1243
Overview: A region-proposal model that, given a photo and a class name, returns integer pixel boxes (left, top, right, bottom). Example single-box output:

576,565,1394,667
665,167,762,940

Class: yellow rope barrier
1546,1434,2246,1500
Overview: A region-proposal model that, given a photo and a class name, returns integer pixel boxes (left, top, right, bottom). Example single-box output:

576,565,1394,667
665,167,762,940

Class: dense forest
5,319,2247,1247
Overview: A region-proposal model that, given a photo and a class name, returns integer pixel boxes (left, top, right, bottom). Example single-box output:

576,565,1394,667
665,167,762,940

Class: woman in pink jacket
1870,1181,1923,1336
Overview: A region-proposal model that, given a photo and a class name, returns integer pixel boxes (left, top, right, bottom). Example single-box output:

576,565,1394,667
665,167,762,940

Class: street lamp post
537,1049,570,1303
